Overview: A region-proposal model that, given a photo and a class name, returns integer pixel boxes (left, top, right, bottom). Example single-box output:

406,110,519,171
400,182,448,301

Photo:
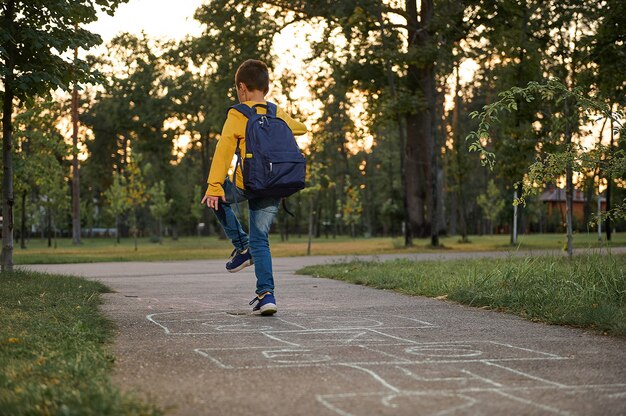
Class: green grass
298,254,626,335
0,271,161,415
13,232,626,264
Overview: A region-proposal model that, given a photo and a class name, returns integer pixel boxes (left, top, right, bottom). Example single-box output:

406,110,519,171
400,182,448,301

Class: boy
201,59,307,316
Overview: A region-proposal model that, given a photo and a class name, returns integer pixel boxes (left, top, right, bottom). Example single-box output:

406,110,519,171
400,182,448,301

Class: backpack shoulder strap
249,102,278,118
228,103,253,119
265,102,277,117
227,104,251,176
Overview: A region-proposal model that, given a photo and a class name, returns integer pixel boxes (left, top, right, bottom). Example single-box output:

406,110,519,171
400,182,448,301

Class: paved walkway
24,251,626,415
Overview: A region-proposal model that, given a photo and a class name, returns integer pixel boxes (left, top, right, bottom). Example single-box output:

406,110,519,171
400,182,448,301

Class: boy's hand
201,194,225,210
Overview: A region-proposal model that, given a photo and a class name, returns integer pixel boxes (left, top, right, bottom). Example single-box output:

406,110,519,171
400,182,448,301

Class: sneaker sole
253,303,277,316
227,260,253,273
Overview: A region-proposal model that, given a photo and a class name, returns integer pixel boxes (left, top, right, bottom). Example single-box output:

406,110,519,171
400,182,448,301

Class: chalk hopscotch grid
147,311,626,415
146,311,435,335
193,341,569,371
315,365,626,416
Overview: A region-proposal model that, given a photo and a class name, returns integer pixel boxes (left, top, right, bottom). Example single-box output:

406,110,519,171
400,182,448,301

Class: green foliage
103,173,129,219
13,100,70,194
0,270,160,415
148,181,172,221
338,175,362,228
125,154,150,249
9,100,71,246
0,0,128,100
590,0,626,105
476,179,505,232
39,169,71,237
177,0,282,133
190,185,203,223
13,102,73,242
148,180,172,242
126,155,149,210
299,254,626,335
467,79,625,219
83,33,176,190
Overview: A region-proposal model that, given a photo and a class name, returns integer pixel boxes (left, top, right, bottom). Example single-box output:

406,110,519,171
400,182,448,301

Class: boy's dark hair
235,59,270,94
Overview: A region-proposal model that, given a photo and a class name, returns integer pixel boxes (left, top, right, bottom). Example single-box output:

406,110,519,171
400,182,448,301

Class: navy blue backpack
230,102,306,198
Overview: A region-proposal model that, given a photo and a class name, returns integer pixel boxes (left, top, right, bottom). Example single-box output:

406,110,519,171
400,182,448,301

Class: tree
12,100,69,248
339,175,363,238
190,185,204,236
148,180,172,244
40,169,70,248
302,156,334,255
0,0,127,271
103,172,129,244
126,155,149,251
476,179,504,234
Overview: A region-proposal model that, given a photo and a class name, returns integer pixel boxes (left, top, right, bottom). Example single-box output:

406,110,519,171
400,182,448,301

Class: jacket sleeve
206,110,239,197
277,107,308,136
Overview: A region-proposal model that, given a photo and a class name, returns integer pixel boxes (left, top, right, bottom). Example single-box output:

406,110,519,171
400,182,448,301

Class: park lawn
0,271,161,415
13,232,626,264
298,254,626,335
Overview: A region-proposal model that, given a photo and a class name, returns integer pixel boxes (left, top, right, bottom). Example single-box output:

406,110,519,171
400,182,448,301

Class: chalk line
483,361,568,388
492,390,572,415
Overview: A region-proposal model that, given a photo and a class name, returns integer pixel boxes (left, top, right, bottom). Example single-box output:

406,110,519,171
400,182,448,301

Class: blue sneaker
226,248,253,273
249,292,277,316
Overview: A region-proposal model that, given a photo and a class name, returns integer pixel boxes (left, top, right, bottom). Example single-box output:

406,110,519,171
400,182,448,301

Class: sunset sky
87,0,203,42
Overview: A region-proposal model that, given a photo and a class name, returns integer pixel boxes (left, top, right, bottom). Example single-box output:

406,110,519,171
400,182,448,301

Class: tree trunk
20,191,26,249
47,207,52,248
316,203,323,238
451,63,469,242
133,210,139,251
512,190,518,245
449,189,457,236
71,47,81,245
200,133,214,236
565,168,573,257
509,5,528,246
1,0,16,272
597,189,602,242
565,100,574,258
115,215,120,244
306,193,318,256
606,111,614,241
2,89,15,271
378,5,412,246
430,68,440,247
405,0,434,239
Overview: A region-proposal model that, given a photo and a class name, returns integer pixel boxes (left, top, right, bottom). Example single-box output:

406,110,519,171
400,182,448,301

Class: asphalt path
23,249,626,415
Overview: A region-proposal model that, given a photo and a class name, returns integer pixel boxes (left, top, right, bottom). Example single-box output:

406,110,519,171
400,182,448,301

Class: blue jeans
213,179,280,295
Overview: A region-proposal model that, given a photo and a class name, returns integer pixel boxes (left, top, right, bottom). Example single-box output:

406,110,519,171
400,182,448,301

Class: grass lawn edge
296,253,626,337
0,270,162,415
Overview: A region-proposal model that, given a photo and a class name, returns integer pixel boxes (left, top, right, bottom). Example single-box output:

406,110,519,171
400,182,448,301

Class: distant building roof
540,187,586,203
